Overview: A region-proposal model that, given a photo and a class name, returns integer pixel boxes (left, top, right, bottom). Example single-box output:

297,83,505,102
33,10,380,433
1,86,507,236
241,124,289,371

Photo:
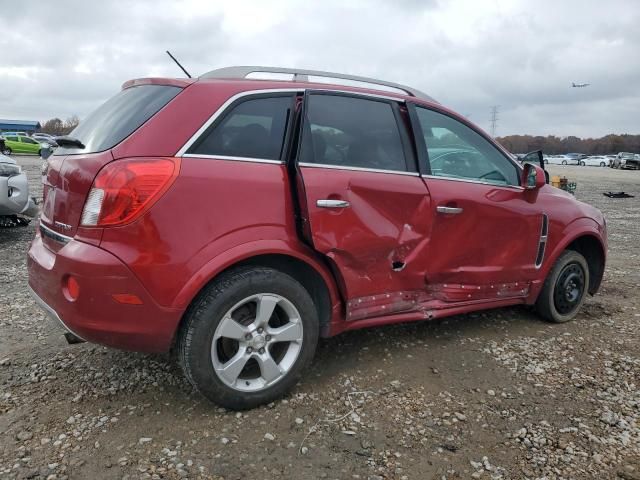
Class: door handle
317,199,350,209
436,205,463,214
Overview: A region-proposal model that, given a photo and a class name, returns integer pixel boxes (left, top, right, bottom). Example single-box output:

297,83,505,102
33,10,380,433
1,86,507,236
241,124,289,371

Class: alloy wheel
211,293,304,392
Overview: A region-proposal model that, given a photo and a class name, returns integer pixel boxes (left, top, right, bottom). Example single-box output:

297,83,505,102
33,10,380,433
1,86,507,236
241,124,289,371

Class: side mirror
40,145,53,160
521,149,549,184
522,162,546,190
522,150,544,169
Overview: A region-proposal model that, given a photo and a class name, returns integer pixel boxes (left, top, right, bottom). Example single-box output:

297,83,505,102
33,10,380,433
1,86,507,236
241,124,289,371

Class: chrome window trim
181,153,284,165
309,89,407,102
176,88,407,157
421,174,525,191
299,162,420,176
39,222,73,244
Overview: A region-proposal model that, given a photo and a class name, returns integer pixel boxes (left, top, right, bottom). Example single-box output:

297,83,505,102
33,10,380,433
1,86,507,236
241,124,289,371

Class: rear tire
536,250,589,323
561,160,567,165
600,162,606,167
580,161,585,166
2,147,11,155
178,266,319,410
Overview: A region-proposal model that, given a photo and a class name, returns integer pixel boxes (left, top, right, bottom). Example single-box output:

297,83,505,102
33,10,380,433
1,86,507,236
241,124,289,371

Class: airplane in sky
571,82,590,88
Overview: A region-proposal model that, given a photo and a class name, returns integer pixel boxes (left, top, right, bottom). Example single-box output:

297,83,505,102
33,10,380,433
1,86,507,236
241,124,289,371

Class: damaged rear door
295,92,433,321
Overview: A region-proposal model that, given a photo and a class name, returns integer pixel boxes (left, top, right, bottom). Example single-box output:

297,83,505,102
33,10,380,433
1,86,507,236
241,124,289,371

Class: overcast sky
1,0,638,138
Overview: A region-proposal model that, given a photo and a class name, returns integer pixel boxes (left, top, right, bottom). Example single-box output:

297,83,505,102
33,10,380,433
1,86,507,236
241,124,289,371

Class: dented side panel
300,167,433,302
346,281,531,321
423,177,542,288
299,169,540,323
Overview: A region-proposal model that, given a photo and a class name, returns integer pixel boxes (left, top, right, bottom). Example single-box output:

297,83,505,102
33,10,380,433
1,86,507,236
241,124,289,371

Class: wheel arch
544,226,606,296
232,253,334,335
565,234,606,294
172,241,342,346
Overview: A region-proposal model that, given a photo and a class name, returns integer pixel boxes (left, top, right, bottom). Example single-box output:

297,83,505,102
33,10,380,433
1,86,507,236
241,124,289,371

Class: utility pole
489,105,500,137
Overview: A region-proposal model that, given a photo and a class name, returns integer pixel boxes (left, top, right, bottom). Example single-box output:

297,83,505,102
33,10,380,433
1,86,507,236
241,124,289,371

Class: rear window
54,84,181,155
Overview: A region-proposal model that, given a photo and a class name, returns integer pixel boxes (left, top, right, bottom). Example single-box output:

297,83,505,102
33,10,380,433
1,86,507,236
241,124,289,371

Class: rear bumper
28,285,86,343
27,232,183,353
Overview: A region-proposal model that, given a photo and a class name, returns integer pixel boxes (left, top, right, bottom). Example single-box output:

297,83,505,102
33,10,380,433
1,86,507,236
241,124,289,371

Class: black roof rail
200,66,437,102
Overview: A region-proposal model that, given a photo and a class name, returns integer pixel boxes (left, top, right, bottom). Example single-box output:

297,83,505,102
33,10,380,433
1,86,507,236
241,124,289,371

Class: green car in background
2,135,46,155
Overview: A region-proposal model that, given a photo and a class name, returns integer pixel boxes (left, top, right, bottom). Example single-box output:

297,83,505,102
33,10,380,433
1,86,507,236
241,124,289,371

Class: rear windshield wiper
55,136,85,149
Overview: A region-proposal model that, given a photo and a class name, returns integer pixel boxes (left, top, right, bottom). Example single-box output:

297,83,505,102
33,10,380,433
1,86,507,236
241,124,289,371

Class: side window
6,136,18,142
415,107,519,186
188,95,293,160
22,137,37,144
299,94,408,172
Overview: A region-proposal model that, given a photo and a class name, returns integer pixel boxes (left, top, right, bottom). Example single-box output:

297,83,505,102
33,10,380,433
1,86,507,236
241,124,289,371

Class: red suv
28,67,606,409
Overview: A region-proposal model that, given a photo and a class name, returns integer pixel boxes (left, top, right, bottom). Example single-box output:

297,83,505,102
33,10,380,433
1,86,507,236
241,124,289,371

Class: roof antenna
166,50,192,78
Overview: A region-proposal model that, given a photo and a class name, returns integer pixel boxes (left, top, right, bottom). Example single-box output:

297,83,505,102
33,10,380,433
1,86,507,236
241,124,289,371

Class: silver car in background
0,153,38,226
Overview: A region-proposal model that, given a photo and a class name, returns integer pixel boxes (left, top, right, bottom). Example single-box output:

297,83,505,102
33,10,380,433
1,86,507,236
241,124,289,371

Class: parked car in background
28,66,607,409
580,156,609,167
32,133,59,147
1,135,48,155
545,154,575,165
566,153,587,162
612,152,640,170
0,152,38,226
1,131,29,137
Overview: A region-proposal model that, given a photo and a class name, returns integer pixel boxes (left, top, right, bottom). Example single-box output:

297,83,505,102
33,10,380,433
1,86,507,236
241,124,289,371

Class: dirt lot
1,157,639,480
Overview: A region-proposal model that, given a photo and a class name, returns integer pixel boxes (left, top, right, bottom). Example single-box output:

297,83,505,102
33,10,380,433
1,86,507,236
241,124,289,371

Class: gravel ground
1,157,639,480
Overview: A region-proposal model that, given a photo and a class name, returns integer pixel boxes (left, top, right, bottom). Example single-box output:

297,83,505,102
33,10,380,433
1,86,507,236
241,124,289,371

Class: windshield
54,84,181,156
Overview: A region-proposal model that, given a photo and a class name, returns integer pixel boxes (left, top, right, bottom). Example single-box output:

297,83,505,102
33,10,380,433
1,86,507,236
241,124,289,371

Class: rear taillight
81,158,180,227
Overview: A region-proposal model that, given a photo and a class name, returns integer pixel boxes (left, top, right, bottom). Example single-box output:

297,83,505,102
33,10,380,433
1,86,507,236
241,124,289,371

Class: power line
489,105,500,137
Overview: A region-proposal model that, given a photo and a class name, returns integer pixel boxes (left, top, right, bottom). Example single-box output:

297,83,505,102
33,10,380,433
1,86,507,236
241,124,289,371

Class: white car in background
580,156,609,167
544,155,574,165
0,153,38,226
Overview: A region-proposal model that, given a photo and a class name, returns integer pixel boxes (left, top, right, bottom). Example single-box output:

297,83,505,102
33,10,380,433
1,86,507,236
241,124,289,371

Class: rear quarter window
186,95,294,161
54,85,181,156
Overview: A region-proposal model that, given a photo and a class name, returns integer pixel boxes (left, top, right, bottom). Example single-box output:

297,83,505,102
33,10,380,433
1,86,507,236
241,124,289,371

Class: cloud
0,0,638,137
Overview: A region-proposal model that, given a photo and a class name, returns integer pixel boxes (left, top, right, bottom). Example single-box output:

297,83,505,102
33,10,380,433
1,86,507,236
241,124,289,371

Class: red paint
28,76,607,353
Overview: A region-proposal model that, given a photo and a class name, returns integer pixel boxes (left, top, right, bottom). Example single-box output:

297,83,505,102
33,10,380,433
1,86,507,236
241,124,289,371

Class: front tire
536,250,589,323
178,267,319,410
580,161,585,166
600,162,606,167
561,160,567,165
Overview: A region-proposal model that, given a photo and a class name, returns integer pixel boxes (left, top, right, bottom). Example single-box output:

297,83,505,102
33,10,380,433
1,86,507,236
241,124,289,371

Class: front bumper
28,230,183,353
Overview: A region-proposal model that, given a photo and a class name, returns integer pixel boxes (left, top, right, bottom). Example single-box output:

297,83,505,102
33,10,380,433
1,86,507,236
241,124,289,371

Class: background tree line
497,134,640,155
39,116,80,136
